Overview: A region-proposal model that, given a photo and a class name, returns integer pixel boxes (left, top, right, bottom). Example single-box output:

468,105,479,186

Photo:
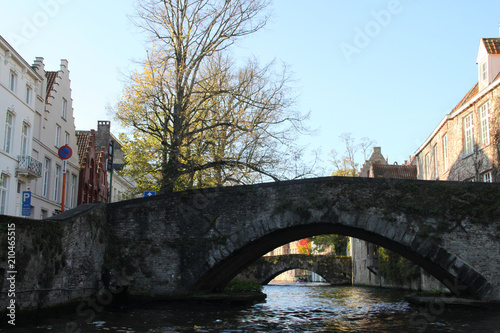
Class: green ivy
224,279,263,293
377,247,420,285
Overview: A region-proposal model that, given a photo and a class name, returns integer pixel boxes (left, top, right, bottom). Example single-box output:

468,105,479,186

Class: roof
450,82,478,114
45,71,58,102
75,130,91,167
371,164,417,180
482,38,500,54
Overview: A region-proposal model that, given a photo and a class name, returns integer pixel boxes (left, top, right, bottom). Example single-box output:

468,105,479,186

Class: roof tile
483,38,500,54
371,164,417,180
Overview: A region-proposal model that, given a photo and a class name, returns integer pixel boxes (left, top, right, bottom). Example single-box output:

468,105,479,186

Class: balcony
16,155,42,180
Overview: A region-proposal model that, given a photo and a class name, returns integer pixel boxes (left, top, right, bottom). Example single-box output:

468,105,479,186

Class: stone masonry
237,254,352,285
1,176,500,311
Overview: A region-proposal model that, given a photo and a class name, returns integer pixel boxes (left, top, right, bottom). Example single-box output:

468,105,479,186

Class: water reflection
8,285,500,332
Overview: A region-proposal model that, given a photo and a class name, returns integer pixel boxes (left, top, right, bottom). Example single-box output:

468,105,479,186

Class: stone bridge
2,176,500,311
237,255,352,285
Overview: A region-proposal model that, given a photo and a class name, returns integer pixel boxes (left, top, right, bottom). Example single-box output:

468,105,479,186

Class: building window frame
42,157,51,198
64,132,70,145
0,173,9,215
9,70,17,92
4,111,14,154
70,173,77,208
433,144,439,179
62,98,67,120
463,113,474,155
481,61,488,84
54,164,61,203
442,134,448,171
482,171,492,183
25,85,32,105
20,122,29,156
479,102,490,146
425,153,431,180
55,124,61,148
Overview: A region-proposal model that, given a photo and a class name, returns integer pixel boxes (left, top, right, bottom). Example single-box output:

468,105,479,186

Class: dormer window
481,61,488,84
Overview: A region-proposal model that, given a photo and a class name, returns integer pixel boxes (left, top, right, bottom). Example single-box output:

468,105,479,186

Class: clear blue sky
2,0,500,174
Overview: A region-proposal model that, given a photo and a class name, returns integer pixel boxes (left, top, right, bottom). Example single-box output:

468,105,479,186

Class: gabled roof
75,130,91,167
371,164,417,180
45,71,58,102
482,38,500,54
450,82,478,114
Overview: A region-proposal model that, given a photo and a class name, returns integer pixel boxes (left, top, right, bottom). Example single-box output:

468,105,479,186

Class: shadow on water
5,285,500,332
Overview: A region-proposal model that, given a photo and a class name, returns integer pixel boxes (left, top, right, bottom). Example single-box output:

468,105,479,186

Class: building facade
76,120,136,205
0,36,79,219
76,129,108,205
413,37,500,182
353,147,443,291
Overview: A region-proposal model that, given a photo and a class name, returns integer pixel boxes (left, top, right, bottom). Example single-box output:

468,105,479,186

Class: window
483,171,492,183
65,132,70,145
425,153,430,180
442,134,448,171
70,174,77,208
54,165,61,202
55,124,61,147
463,113,474,155
20,123,29,155
25,86,32,105
9,71,17,92
0,174,8,215
479,102,490,146
62,98,67,119
481,61,488,83
4,111,14,153
42,158,50,198
433,144,439,179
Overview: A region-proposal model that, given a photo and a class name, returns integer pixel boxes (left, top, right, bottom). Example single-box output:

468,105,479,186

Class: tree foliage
114,0,311,193
296,238,311,255
311,234,348,256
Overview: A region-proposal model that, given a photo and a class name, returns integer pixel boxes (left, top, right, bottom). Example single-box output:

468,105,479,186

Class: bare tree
114,0,310,193
330,133,375,177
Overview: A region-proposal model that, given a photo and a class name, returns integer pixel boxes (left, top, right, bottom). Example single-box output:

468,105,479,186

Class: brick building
413,36,500,182
75,129,108,204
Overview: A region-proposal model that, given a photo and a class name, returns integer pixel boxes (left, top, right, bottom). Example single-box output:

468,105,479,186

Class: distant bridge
237,255,352,285
3,176,500,311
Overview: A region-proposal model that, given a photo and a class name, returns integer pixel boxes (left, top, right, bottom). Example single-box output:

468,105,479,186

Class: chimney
96,121,111,150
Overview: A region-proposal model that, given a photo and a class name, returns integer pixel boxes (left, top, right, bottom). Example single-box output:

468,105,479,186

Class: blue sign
22,191,31,216
144,191,156,198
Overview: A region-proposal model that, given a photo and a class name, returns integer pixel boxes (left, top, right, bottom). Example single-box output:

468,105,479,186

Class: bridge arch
237,254,352,285
193,222,480,297
107,177,500,301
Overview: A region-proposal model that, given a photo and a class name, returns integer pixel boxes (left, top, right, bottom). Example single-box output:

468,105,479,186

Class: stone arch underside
193,221,492,300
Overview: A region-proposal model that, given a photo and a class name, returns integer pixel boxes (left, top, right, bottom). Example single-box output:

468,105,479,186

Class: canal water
7,284,500,332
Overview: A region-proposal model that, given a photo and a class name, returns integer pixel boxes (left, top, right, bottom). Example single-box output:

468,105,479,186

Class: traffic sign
22,191,31,216
58,145,73,160
144,191,156,198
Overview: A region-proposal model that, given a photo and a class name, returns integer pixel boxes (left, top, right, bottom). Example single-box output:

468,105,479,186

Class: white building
0,36,42,216
0,35,80,219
